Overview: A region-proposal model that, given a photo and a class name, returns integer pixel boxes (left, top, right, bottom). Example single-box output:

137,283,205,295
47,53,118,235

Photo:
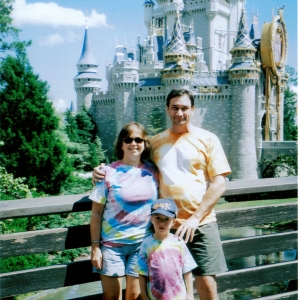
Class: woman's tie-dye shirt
150,126,231,228
137,234,197,300
89,160,158,244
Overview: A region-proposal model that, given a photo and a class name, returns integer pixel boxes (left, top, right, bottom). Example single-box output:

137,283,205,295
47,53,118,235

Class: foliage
0,253,49,273
0,55,73,194
60,174,93,195
261,153,298,178
0,0,30,57
64,107,106,171
147,107,165,137
283,66,298,141
1,211,90,234
283,86,298,141
0,165,34,200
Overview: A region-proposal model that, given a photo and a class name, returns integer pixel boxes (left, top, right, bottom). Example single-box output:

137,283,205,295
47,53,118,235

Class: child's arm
184,271,194,300
139,275,150,300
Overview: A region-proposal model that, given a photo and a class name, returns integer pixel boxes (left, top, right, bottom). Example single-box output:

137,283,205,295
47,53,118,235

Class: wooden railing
0,176,298,300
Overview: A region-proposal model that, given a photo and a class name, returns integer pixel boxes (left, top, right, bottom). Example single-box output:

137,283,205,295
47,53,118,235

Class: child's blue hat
150,198,178,218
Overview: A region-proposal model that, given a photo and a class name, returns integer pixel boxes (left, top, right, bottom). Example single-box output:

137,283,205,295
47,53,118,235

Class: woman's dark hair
166,89,194,107
114,122,151,161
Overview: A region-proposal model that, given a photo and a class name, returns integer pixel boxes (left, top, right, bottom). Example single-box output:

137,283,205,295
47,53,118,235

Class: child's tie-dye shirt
89,160,158,244
150,126,231,228
137,234,197,300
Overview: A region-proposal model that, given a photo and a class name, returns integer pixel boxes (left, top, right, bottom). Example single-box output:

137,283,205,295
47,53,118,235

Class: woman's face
121,126,145,161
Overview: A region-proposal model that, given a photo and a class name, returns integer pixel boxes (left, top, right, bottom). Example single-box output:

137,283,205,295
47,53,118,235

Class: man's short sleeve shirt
150,127,231,227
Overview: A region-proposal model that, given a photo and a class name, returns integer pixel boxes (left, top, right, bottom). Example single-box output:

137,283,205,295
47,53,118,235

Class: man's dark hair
166,89,194,107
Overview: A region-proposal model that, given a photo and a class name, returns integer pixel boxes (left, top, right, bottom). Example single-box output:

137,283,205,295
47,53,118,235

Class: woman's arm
90,201,104,269
139,275,150,300
184,271,194,300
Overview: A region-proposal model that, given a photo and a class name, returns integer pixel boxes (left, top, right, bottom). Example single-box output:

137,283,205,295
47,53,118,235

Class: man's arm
183,271,194,300
175,174,226,243
139,275,150,300
92,163,106,184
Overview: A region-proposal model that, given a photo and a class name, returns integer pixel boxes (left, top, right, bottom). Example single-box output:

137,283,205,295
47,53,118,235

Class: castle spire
164,13,190,57
233,8,253,49
77,27,97,66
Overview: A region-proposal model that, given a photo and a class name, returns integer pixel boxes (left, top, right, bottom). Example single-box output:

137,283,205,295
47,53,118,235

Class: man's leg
195,275,218,300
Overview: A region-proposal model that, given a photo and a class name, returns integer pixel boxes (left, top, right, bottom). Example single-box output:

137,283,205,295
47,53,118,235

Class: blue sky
11,0,298,111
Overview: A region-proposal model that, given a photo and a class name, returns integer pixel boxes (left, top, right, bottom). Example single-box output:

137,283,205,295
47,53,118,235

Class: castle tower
228,8,260,180
144,0,155,36
161,12,194,91
74,26,101,111
111,44,139,134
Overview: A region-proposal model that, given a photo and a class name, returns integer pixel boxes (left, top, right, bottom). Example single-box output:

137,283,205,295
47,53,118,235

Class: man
93,89,231,299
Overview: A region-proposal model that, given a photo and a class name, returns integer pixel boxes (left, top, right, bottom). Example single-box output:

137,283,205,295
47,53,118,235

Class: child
136,198,197,300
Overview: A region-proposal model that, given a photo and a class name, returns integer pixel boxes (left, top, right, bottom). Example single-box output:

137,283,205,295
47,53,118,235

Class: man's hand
92,163,106,185
91,246,103,270
175,214,200,243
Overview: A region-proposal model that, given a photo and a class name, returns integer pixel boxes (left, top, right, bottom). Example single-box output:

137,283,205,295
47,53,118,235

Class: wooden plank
216,261,298,294
257,291,298,300
0,177,297,220
1,260,297,298
216,202,297,229
0,260,99,298
224,176,298,196
222,231,298,259
0,194,91,220
1,224,297,261
0,225,91,258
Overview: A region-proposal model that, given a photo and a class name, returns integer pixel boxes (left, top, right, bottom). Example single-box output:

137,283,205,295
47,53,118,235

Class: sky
10,0,298,112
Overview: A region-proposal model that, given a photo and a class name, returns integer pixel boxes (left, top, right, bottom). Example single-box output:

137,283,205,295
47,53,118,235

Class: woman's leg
125,275,141,300
100,274,123,300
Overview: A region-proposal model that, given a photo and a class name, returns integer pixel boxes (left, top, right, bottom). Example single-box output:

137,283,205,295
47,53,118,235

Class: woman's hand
91,246,103,270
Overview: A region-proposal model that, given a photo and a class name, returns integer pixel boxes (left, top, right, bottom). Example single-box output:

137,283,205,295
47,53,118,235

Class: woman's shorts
92,242,141,277
172,221,227,276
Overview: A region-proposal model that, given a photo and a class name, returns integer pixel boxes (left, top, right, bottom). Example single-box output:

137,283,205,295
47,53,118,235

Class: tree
0,0,30,57
284,66,298,141
0,55,72,194
64,107,106,171
147,107,165,136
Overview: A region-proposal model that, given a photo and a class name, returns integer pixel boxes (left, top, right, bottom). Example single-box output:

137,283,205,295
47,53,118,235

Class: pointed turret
228,8,260,180
161,13,193,88
74,26,101,111
249,11,260,40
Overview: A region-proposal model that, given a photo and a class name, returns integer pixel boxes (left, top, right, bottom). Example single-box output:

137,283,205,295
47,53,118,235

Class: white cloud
39,31,80,46
12,0,109,28
52,98,69,112
39,33,64,46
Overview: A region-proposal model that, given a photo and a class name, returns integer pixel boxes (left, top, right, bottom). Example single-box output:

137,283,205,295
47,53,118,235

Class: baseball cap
150,198,178,218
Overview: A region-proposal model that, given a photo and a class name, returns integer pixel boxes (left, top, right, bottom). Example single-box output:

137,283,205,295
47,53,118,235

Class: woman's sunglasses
123,137,144,144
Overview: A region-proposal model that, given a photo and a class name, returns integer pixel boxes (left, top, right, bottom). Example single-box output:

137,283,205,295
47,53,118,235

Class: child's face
150,213,175,235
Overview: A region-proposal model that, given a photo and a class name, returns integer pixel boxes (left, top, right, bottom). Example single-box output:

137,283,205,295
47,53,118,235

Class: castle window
78,79,80,81
158,87,161,90
87,65,90,67
88,79,91,81
204,86,207,88
140,88,142,91
194,86,197,89
149,88,151,90
225,86,228,89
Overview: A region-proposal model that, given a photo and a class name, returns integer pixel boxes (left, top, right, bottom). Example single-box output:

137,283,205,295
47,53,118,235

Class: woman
89,122,158,300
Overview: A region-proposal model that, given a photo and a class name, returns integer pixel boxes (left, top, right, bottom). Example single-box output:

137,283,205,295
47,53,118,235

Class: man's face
166,94,194,127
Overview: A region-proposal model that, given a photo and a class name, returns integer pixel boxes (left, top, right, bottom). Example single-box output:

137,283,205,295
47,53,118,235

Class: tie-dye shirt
150,126,231,228
137,234,197,300
89,160,158,244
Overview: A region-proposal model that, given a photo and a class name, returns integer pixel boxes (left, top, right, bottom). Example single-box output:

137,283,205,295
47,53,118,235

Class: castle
74,0,295,180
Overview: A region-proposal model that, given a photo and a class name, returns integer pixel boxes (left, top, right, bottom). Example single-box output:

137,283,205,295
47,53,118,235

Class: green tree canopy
0,55,72,194
284,66,298,141
0,0,30,57
64,107,106,171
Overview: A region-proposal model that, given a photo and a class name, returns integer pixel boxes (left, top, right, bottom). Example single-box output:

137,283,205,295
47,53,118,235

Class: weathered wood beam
0,176,297,220
216,260,298,293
